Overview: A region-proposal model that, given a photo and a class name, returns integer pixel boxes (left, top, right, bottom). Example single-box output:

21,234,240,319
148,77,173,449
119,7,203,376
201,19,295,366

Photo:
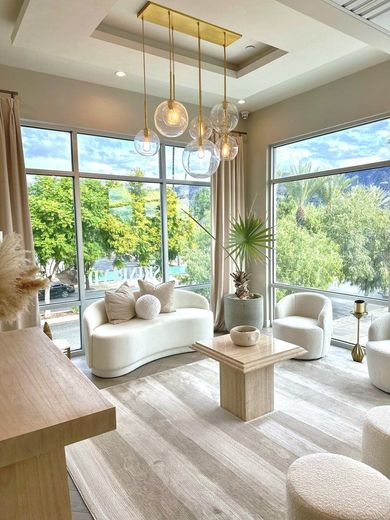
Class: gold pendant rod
197,21,203,145
141,16,148,131
137,2,241,47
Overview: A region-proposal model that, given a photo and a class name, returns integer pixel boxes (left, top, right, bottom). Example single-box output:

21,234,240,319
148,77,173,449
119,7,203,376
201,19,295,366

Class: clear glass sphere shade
189,115,212,140
134,128,160,156
210,101,239,133
216,134,239,161
154,99,188,137
182,139,220,179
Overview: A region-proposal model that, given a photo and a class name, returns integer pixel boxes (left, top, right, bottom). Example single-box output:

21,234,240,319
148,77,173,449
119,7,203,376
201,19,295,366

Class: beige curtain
211,134,245,331
0,94,39,330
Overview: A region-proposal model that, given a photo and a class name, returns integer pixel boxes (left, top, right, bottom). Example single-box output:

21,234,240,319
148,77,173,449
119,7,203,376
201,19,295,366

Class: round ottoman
366,341,390,393
362,406,390,478
286,453,390,520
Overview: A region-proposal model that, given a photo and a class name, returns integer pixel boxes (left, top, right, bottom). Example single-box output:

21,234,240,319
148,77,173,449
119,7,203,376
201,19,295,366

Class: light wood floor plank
68,347,390,519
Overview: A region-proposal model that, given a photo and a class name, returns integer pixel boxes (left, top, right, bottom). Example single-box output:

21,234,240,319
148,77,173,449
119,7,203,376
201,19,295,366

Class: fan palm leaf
228,213,273,270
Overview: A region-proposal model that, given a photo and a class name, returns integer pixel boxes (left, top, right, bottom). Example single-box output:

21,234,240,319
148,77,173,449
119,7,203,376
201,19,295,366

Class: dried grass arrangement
0,233,47,323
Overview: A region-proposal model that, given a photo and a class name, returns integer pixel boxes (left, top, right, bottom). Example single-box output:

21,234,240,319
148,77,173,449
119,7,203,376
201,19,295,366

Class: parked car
38,282,75,301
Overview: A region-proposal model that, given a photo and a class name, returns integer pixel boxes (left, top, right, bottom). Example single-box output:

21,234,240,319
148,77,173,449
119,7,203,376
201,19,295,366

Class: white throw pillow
104,282,136,324
135,294,161,320
137,280,175,313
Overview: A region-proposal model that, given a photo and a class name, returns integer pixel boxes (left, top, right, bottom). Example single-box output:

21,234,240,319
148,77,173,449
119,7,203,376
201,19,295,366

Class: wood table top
0,327,116,468
193,334,306,372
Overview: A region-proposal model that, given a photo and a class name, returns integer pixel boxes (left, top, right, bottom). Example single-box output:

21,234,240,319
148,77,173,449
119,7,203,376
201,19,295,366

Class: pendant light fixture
210,32,239,135
182,22,220,179
154,12,188,138
216,133,239,161
188,114,212,140
134,16,160,156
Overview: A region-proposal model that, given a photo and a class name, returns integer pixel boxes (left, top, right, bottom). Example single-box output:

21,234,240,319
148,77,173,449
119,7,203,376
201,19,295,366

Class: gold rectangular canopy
137,2,242,46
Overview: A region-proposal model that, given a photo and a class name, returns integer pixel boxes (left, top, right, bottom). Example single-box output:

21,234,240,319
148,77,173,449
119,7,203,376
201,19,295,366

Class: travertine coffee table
192,334,306,421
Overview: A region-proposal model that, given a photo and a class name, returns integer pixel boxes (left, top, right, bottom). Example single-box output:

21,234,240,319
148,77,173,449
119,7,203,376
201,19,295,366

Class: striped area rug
67,348,390,519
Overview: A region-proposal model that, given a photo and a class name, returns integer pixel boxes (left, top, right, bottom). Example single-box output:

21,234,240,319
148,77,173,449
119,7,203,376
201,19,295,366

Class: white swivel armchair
366,313,390,393
272,292,333,360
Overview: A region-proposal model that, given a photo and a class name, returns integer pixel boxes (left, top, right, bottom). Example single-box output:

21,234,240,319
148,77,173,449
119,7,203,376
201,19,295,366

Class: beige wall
0,63,197,137
246,58,390,323
0,64,248,138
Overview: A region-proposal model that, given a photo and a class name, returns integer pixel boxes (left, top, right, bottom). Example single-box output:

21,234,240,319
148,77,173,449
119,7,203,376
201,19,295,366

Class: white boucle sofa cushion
137,280,175,313
104,282,136,324
135,294,161,320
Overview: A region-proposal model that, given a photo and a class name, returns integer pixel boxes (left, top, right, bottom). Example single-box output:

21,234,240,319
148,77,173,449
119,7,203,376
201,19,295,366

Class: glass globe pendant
189,115,212,140
183,138,220,179
210,32,239,134
154,13,188,138
210,101,239,133
217,133,238,161
134,127,160,156
134,17,160,157
183,22,220,179
154,99,188,138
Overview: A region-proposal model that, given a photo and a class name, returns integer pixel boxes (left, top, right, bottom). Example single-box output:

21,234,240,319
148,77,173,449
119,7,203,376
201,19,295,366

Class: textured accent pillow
135,294,161,320
104,282,136,324
137,280,175,313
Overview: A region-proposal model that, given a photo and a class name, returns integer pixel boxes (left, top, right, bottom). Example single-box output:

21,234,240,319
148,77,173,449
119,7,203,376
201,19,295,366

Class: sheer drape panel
211,135,245,331
0,95,39,330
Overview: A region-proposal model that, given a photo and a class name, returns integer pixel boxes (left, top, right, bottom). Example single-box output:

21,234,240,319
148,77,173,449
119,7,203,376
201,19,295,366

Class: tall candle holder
351,300,367,363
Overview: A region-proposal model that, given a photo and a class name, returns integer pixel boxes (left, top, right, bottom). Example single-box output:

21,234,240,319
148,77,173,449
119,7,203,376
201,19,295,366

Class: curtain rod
0,89,18,98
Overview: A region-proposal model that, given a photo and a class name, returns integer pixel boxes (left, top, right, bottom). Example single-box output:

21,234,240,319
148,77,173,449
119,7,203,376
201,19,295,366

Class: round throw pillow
135,294,161,320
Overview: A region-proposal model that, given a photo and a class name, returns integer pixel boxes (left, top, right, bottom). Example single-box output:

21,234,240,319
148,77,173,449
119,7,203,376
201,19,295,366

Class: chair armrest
274,294,295,319
369,313,390,342
174,289,209,310
318,301,333,330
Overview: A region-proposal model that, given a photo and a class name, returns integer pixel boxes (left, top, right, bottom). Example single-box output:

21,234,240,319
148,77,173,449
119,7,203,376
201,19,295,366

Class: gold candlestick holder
350,310,368,362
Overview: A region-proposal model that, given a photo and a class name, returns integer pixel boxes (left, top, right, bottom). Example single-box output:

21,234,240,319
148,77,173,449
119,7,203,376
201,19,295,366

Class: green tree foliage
277,163,390,297
28,177,77,302
166,188,194,262
170,187,212,286
276,214,343,289
28,175,205,299
324,186,390,295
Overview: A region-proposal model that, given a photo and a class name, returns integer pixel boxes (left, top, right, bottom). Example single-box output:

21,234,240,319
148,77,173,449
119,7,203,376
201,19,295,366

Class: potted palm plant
184,209,273,331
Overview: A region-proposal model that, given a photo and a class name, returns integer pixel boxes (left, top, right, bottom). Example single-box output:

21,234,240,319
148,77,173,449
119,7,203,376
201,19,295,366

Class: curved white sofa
366,313,390,393
83,289,214,378
272,292,332,360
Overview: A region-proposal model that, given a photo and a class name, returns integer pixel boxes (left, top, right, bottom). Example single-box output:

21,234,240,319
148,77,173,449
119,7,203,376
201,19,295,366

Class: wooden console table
0,327,116,519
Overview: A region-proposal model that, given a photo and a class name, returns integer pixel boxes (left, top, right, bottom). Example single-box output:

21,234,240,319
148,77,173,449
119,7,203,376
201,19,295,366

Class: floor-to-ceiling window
22,125,211,354
271,116,390,347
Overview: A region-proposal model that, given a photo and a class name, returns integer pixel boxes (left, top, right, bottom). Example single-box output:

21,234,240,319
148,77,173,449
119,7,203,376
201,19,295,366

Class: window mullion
72,131,86,354
160,144,169,283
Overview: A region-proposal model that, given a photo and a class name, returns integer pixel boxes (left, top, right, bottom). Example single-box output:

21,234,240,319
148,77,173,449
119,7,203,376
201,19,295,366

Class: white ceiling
1,0,390,111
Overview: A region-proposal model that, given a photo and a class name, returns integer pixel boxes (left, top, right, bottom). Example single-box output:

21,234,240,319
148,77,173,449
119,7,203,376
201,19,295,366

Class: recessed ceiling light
115,71,126,77
245,44,255,50
238,99,246,105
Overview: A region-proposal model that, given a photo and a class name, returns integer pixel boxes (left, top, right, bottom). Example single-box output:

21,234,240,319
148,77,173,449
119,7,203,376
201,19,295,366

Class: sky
21,127,193,181
274,117,390,176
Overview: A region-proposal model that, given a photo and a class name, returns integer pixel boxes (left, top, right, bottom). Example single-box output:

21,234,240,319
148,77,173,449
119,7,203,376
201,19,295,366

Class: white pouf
135,294,161,320
286,453,390,520
366,341,390,393
362,406,390,478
